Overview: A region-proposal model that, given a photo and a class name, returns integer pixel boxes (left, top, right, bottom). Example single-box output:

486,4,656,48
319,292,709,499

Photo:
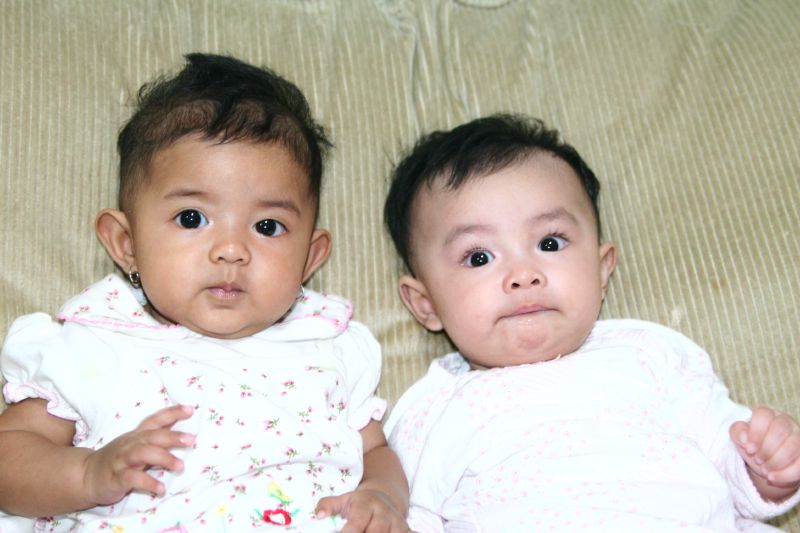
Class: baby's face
404,153,616,369
125,136,327,338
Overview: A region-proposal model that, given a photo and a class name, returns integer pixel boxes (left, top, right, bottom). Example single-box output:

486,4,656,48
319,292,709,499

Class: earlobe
398,275,443,332
95,209,136,271
301,228,332,282
598,241,617,297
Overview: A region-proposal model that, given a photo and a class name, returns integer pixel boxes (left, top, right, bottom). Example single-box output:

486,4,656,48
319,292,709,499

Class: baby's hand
82,404,195,506
730,406,800,492
316,489,414,533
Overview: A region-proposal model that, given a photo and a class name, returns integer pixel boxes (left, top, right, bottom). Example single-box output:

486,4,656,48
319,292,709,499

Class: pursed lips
503,303,551,319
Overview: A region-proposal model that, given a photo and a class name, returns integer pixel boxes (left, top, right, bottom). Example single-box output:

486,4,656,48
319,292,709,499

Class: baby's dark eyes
175,209,207,229
255,219,287,237
464,250,495,268
539,235,566,252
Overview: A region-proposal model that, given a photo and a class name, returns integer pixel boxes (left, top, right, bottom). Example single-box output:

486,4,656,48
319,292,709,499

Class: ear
95,209,136,271
301,228,332,282
397,274,443,332
598,241,617,298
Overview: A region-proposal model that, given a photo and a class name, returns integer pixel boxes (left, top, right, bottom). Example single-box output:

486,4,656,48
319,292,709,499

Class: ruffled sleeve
331,320,386,430
1,313,83,429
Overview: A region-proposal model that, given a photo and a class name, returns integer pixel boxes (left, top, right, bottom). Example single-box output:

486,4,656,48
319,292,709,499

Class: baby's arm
0,399,194,517
730,406,800,502
315,419,411,532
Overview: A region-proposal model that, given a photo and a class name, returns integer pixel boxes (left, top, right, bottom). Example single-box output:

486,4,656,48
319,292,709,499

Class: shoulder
588,319,715,377
2,312,64,357
587,319,701,352
383,351,465,437
264,289,354,341
330,318,381,370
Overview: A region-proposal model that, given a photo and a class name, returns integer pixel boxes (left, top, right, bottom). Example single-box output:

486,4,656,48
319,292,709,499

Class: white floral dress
1,274,385,533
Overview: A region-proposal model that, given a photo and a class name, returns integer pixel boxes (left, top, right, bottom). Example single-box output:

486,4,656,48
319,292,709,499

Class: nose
210,229,251,265
504,261,545,292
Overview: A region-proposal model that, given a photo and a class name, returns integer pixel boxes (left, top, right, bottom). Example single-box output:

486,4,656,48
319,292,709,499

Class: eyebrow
442,207,579,247
530,207,579,226
163,189,302,216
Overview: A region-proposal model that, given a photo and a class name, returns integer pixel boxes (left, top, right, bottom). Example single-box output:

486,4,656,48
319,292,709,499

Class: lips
504,303,551,318
208,282,243,300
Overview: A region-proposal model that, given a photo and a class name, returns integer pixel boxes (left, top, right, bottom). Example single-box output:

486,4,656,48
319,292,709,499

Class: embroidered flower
262,508,292,526
214,503,229,516
159,525,189,533
267,482,293,504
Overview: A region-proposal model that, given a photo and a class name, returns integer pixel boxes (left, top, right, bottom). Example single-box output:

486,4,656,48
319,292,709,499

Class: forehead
123,137,319,225
413,153,594,224
135,137,314,202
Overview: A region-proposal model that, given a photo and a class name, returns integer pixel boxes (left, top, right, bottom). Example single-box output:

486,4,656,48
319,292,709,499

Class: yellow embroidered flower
214,503,229,516
267,481,293,504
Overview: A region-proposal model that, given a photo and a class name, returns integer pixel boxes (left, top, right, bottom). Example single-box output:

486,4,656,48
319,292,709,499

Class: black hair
117,53,331,213
384,114,601,273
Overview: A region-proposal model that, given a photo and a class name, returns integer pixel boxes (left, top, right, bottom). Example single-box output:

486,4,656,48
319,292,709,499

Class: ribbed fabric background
1,1,798,528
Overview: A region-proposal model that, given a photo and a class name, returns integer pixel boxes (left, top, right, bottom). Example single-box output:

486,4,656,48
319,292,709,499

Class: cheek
437,285,492,333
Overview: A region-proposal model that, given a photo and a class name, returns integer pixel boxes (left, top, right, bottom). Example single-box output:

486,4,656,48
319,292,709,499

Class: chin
190,321,254,340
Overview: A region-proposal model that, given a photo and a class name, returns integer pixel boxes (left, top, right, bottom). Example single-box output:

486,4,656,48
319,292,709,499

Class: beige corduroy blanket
1,1,798,529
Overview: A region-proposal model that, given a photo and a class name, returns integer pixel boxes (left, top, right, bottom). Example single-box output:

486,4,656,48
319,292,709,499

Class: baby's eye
539,235,566,252
175,209,207,229
464,250,495,268
255,219,287,237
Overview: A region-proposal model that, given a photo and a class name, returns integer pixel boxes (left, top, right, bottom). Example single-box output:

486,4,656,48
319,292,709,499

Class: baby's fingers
136,404,194,431
731,420,755,455
315,493,348,519
117,467,169,497
763,458,800,488
143,426,196,453
757,416,799,466
123,441,187,474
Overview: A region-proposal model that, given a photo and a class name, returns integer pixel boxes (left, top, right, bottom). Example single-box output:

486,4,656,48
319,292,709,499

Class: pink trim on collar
57,314,181,331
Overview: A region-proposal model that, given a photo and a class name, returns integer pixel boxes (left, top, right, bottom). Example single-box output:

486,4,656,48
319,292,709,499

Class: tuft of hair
117,53,331,213
384,114,601,273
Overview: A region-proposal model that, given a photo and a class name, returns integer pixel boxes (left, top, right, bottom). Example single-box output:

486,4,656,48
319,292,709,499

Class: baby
0,54,409,532
382,114,800,532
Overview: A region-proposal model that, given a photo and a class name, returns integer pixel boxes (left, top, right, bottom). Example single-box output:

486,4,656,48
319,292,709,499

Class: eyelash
458,231,569,262
460,246,489,263
546,231,568,243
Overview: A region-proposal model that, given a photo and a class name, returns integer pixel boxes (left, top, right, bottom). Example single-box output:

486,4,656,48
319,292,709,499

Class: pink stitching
57,314,181,331
57,294,353,334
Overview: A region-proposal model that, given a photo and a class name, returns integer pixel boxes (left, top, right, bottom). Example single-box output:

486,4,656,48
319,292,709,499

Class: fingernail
180,433,196,445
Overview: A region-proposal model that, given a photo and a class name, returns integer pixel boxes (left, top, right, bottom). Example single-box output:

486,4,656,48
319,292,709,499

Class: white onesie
386,319,800,532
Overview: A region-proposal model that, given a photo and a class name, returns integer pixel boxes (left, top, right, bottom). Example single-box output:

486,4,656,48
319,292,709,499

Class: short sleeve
1,313,82,427
331,320,386,430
